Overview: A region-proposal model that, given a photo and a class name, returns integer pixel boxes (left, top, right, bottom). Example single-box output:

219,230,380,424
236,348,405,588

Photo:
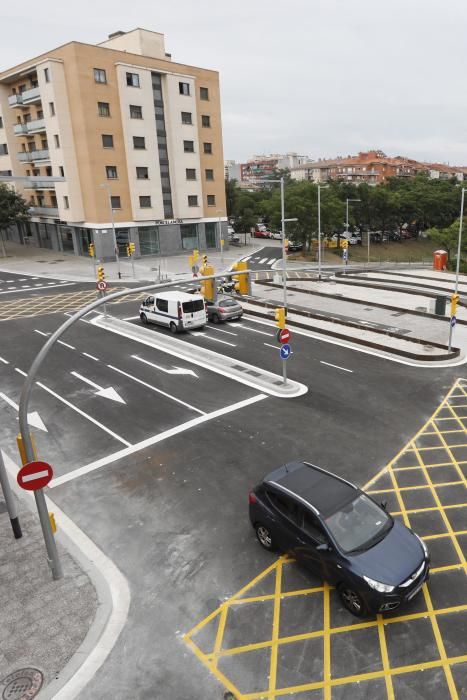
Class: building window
200,87,209,100
129,105,143,119
184,140,194,153
37,110,44,119
63,195,69,209
94,68,107,84
54,134,60,148
136,167,149,179
205,168,214,181
126,72,140,88
179,82,190,96
110,196,121,209
181,111,193,125
139,196,152,208
133,136,146,149
102,134,114,148
0,143,8,155
186,168,196,180
98,102,110,117
49,102,55,116
201,115,211,128
0,116,3,129
203,142,212,154
59,166,65,177
44,68,50,83
188,195,198,207
106,165,118,179
207,194,216,206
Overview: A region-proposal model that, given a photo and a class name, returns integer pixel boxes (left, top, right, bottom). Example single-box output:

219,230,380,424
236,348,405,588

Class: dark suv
249,461,429,616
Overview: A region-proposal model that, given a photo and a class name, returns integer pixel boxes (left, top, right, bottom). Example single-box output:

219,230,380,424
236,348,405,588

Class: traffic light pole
448,187,465,351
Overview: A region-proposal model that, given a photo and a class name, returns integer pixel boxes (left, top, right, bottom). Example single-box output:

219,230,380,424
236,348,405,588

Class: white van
139,291,207,333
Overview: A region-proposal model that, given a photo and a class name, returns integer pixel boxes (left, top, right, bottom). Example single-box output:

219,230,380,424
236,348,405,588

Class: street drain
0,669,43,700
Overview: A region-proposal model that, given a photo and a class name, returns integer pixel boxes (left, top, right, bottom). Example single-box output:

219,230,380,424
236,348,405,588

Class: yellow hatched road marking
268,559,283,699
323,582,331,700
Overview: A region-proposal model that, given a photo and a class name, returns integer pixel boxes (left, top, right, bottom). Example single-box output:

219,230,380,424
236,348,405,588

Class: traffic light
451,293,459,317
232,261,250,295
97,265,105,282
126,242,136,257
203,254,208,266
88,243,95,257
275,307,286,329
200,264,215,301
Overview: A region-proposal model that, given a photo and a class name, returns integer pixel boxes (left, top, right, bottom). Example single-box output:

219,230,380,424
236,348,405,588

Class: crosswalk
0,277,74,295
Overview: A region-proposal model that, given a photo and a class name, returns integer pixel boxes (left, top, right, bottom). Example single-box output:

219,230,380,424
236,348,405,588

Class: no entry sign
277,327,291,344
17,461,53,491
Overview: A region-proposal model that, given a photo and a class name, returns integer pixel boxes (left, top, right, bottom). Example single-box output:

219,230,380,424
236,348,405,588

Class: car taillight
249,492,257,504
218,307,226,313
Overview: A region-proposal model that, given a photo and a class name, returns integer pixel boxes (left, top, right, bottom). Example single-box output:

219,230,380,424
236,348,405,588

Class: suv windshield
325,494,392,554
182,299,204,313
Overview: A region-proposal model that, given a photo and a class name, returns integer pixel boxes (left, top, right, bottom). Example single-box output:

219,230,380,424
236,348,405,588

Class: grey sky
3,0,467,164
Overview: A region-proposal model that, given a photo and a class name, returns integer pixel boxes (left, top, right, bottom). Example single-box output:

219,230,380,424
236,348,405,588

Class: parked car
249,461,429,617
206,296,243,323
331,233,359,245
269,231,282,240
287,240,304,252
252,229,272,239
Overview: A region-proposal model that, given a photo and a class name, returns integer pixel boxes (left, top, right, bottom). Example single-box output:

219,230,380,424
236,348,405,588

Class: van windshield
182,299,205,313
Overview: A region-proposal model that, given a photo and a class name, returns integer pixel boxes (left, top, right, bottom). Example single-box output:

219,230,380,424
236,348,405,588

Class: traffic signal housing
200,264,215,301
275,307,286,329
231,261,250,295
88,243,95,257
203,254,208,266
451,293,459,317
97,265,105,282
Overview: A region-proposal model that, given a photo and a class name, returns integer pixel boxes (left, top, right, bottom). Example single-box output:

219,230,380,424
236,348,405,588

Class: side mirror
381,501,387,511
316,543,331,552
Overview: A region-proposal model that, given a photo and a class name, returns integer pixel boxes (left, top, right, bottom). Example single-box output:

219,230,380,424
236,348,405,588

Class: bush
447,259,467,273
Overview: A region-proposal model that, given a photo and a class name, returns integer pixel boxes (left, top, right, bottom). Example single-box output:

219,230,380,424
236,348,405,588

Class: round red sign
277,328,291,344
96,280,108,291
17,461,53,491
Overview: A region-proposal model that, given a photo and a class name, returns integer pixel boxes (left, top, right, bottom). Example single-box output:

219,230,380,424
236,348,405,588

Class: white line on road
82,352,99,361
206,325,238,336
34,329,50,337
36,381,131,446
50,393,268,488
123,315,139,321
132,355,198,377
264,343,279,350
0,282,75,295
0,357,9,364
242,325,273,337
189,332,236,347
320,361,353,373
0,391,48,431
15,368,27,377
259,257,268,264
107,364,204,414
57,340,76,350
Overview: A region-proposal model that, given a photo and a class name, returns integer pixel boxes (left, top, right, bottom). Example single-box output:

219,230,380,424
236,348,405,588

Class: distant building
240,152,309,185
224,159,241,181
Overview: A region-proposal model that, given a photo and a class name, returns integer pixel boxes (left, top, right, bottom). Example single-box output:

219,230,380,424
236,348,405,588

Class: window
37,110,43,119
302,511,327,543
49,102,55,116
106,165,118,179
207,194,216,206
182,299,204,313
133,136,146,149
179,82,190,96
0,116,3,129
110,196,121,209
188,195,198,207
102,134,114,148
98,102,110,117
136,167,149,179
184,140,194,153
200,86,209,100
0,144,8,155
44,68,50,83
201,114,211,128
181,111,192,125
203,142,212,154
94,68,107,84
267,490,300,525
139,196,151,208
54,134,60,148
156,298,168,312
59,166,65,177
129,105,143,119
205,168,214,181
186,168,196,180
63,196,69,209
126,72,140,88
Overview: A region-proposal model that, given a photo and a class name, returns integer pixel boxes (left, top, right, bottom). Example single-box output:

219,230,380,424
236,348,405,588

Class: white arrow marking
0,392,48,431
71,372,126,403
131,355,198,377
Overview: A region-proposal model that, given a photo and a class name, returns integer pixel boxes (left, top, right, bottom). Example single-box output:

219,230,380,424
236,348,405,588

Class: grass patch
289,239,437,264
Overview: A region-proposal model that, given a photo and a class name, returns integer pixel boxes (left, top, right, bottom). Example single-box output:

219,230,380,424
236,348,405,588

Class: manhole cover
0,669,43,700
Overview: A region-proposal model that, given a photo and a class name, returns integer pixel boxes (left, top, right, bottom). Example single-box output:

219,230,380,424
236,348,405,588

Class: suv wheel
255,523,276,551
339,585,366,617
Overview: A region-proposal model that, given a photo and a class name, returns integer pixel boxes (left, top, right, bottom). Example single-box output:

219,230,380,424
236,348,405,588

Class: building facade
0,28,227,259
240,153,308,185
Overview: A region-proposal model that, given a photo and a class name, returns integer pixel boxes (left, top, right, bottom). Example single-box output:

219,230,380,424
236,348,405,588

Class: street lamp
317,184,329,281
448,187,466,350
100,183,121,279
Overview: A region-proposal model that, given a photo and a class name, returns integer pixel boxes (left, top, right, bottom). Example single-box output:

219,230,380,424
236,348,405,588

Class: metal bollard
0,450,22,539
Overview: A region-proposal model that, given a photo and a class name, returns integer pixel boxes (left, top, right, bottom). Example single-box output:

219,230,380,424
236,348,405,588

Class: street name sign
17,461,53,491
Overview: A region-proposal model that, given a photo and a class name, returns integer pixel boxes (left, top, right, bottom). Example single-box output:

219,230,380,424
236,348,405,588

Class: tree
225,178,238,218
427,220,466,262
0,184,30,256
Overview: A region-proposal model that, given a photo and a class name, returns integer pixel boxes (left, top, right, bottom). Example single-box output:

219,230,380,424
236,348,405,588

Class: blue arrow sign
451,315,457,327
280,344,292,360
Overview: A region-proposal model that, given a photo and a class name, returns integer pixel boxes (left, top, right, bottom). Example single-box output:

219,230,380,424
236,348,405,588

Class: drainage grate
0,669,43,700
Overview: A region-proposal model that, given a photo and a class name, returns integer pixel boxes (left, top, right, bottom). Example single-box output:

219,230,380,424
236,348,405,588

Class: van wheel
140,313,148,325
169,322,178,334
212,314,220,324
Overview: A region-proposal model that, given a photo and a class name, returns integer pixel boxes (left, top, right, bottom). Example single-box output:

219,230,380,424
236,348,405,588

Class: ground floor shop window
138,227,160,256
205,222,217,248
59,225,74,252
180,223,199,251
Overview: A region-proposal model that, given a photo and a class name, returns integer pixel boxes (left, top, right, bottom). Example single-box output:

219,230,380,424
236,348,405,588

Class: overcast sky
3,0,467,165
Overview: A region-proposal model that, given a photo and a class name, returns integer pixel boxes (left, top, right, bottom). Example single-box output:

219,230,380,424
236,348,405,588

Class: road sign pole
0,450,22,539
282,358,287,385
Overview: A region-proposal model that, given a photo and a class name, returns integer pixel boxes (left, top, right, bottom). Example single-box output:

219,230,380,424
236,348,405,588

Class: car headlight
363,575,395,593
416,534,428,558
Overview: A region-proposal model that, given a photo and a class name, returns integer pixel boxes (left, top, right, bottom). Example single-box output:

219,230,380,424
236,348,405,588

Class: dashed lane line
189,332,236,347
320,361,353,373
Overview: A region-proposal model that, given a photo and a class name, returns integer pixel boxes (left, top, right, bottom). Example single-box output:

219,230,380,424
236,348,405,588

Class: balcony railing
28,206,59,217
24,180,56,190
18,149,50,162
8,87,41,107
14,118,46,135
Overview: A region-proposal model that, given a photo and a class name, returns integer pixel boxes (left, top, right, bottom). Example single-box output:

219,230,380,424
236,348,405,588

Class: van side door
155,297,169,326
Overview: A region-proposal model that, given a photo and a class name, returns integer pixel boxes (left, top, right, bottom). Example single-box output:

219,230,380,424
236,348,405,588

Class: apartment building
0,28,226,259
240,153,308,185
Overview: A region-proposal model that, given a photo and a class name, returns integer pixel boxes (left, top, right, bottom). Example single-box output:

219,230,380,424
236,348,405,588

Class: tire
169,322,178,334
212,314,220,324
255,523,277,551
140,313,148,325
338,584,367,617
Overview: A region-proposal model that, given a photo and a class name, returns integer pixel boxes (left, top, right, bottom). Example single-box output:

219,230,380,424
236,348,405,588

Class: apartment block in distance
0,28,226,259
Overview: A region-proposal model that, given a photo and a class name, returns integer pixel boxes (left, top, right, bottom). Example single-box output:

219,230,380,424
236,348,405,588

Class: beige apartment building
0,28,226,259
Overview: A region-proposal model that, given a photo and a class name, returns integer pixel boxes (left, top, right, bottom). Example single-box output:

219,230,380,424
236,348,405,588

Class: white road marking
82,352,99,361
50,393,268,487
107,364,204,414
0,357,9,364
21,470,49,483
320,361,353,373
0,282,75,295
0,391,48,431
15,368,27,377
259,257,268,265
71,371,126,403
47,282,55,285
57,340,76,350
34,283,43,287
264,343,279,350
7,287,16,290
21,285,30,288
5,280,14,282
34,329,50,337
242,325,273,337
36,381,131,446
123,315,139,321
19,278,27,282
31,277,39,280
132,355,198,377
268,258,277,265
189,332,236,347
206,325,238,336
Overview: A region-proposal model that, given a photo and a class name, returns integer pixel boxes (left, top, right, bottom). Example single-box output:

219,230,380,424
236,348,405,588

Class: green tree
0,183,30,256
225,178,238,218
427,220,465,262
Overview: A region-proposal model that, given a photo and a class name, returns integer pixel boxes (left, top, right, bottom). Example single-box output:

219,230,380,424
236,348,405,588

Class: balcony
8,87,41,107
18,149,50,163
23,179,56,190
28,206,59,217
14,118,46,136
